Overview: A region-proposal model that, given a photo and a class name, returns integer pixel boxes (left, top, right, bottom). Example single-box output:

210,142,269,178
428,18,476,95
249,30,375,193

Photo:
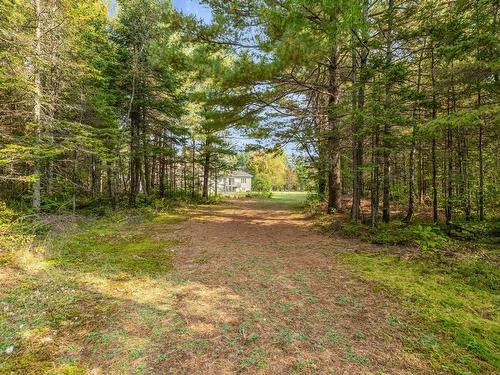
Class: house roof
227,170,252,177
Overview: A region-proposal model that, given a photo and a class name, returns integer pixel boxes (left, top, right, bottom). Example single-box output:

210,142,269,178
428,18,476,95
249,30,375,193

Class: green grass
341,252,500,374
0,209,185,373
269,191,308,208
51,218,178,276
220,190,308,208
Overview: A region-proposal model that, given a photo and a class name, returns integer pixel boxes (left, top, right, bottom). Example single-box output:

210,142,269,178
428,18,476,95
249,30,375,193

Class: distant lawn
219,191,308,208
269,191,308,208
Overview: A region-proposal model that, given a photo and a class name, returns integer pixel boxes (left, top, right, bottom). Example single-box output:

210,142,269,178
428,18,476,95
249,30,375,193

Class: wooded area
0,1,499,373
0,0,499,226
1,0,498,226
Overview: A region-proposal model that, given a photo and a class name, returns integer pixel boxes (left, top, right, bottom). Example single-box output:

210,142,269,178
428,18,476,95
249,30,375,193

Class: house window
228,178,234,185
241,177,246,183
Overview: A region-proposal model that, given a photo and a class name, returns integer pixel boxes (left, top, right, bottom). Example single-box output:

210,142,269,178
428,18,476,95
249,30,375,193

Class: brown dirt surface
1,198,436,374
160,198,433,374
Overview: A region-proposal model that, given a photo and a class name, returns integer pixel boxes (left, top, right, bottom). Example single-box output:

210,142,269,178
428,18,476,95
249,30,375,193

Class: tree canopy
0,0,498,225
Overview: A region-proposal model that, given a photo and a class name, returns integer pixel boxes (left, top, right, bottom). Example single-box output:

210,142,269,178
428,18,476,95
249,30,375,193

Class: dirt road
164,198,431,374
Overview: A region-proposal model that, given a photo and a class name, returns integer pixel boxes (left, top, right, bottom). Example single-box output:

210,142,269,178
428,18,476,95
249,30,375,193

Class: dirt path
162,198,432,374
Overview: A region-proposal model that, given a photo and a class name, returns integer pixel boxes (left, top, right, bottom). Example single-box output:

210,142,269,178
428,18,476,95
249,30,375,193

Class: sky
108,0,212,22
106,0,299,156
172,0,212,23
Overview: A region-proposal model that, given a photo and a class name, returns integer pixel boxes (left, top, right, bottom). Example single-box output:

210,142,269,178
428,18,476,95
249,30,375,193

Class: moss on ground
51,220,178,276
341,252,500,374
0,209,185,373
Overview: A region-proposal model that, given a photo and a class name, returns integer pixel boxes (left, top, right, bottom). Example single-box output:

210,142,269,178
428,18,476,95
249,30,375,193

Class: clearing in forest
1,194,495,374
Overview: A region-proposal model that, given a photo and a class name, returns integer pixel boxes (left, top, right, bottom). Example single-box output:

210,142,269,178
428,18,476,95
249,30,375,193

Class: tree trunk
445,63,456,224
371,125,380,227
32,0,42,211
202,138,210,199
317,139,327,197
479,122,484,220
159,135,166,197
191,137,196,198
107,162,115,209
405,40,425,222
445,126,453,224
327,46,342,213
478,86,485,220
432,139,438,222
214,165,218,197
172,149,177,194
129,105,140,207
382,0,394,223
350,43,366,221
72,150,77,215
431,44,438,223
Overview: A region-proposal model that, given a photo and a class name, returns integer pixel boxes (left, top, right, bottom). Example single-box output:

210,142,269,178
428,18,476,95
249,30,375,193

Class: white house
215,170,252,192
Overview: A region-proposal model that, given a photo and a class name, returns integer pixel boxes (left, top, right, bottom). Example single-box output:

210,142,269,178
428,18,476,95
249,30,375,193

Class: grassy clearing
341,252,500,374
219,191,308,208
0,209,187,373
50,212,183,276
269,192,308,208
306,197,499,373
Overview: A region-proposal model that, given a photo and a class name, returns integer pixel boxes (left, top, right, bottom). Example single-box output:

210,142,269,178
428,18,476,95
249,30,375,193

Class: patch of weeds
181,339,209,355
335,295,361,309
324,329,345,346
275,327,295,346
315,307,335,323
153,353,168,365
194,250,210,264
419,333,438,348
150,212,185,224
129,348,143,360
239,347,268,370
279,302,292,314
335,295,349,305
257,288,267,301
134,363,146,374
296,331,310,342
339,221,366,238
46,210,184,277
293,272,307,282
239,318,254,341
52,225,177,276
316,269,327,278
354,332,366,341
261,263,276,275
290,358,317,374
231,282,249,295
251,310,265,322
386,315,405,328
247,332,260,343
305,294,319,304
257,274,270,285
137,308,159,325
50,364,88,374
344,348,368,365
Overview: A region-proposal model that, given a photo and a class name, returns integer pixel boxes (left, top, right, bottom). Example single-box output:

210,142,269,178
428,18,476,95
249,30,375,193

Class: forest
0,0,499,374
1,0,498,224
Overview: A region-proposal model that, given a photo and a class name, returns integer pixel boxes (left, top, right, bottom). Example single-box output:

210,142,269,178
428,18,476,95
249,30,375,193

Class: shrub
411,224,447,252
246,191,272,198
349,221,448,252
303,193,323,216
